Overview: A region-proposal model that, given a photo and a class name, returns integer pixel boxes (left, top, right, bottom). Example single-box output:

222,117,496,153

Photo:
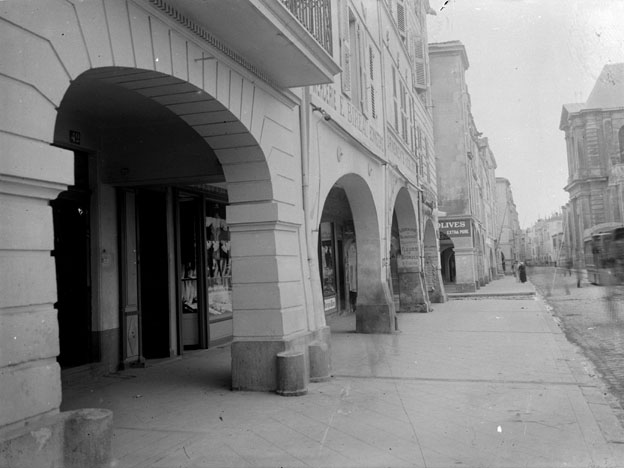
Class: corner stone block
0,361,61,427
231,340,286,391
0,306,59,368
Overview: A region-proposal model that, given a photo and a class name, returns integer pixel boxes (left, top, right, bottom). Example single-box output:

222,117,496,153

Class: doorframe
117,188,145,368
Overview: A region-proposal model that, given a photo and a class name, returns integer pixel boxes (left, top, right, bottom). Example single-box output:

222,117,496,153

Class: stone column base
356,304,395,333
398,271,431,313
428,288,447,303
231,326,331,392
0,408,113,468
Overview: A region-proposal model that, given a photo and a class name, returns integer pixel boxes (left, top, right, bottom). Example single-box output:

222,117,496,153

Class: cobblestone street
529,266,624,424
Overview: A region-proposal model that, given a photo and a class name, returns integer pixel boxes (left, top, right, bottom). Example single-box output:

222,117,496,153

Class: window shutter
358,26,368,116
397,0,405,34
392,67,399,130
400,81,407,141
413,37,427,90
369,46,376,119
341,1,351,96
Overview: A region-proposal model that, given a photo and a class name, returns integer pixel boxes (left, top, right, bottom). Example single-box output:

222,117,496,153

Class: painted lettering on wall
311,84,383,153
386,131,417,184
397,228,419,269
439,218,472,237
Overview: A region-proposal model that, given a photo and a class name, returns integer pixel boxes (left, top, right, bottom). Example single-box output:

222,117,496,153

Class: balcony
280,0,332,54
164,0,340,88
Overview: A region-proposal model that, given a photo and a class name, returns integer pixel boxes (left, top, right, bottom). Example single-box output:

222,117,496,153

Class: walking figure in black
518,262,527,283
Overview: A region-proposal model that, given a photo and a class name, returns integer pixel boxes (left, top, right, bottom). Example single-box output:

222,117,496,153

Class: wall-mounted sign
69,130,81,145
439,218,472,237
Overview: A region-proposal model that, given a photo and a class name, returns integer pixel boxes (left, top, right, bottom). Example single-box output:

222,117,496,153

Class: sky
427,0,624,228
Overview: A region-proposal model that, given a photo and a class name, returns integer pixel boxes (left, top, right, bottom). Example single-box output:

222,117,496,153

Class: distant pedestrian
518,262,527,283
575,254,583,288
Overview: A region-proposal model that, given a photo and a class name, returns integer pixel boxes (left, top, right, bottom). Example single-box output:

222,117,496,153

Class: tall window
392,66,399,130
348,13,360,107
400,80,408,142
619,126,624,163
425,137,431,183
340,2,370,115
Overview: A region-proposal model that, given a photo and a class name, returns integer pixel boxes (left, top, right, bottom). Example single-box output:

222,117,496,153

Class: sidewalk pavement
447,274,536,298
62,276,624,468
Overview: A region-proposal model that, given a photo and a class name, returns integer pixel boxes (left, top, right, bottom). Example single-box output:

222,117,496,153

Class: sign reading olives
439,219,471,237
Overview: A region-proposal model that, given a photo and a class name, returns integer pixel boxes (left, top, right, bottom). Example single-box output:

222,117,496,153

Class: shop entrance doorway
51,152,92,369
440,232,456,284
136,189,170,359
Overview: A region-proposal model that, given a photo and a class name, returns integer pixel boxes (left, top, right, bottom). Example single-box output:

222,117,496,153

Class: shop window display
205,204,232,320
178,193,232,349
320,222,338,313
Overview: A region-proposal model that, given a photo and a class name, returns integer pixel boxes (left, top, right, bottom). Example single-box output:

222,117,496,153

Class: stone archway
391,188,429,313
319,174,394,333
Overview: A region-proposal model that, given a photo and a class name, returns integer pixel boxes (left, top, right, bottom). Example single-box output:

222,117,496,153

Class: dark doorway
52,153,92,369
137,189,170,359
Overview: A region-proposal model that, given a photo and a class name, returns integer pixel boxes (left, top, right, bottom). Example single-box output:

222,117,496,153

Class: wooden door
118,189,143,367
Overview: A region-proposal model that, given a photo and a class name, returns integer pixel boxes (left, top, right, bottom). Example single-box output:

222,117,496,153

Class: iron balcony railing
281,0,333,55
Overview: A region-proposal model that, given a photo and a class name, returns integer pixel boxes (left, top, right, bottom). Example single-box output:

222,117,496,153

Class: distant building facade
560,63,624,267
495,178,521,272
429,41,498,292
524,213,563,265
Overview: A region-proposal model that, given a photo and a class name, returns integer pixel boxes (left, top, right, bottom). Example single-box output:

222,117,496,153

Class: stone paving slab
61,281,624,467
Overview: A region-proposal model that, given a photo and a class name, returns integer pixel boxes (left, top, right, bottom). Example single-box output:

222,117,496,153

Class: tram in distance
584,224,624,285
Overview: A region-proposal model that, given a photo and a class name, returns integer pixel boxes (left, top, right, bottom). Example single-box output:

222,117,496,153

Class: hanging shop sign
439,218,472,238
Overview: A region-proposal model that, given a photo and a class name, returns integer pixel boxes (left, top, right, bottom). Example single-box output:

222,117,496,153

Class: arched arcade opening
51,66,309,392
52,68,252,372
389,188,429,313
318,175,395,333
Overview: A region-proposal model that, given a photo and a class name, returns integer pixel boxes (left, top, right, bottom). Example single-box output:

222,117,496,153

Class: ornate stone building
495,177,521,272
560,63,624,267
